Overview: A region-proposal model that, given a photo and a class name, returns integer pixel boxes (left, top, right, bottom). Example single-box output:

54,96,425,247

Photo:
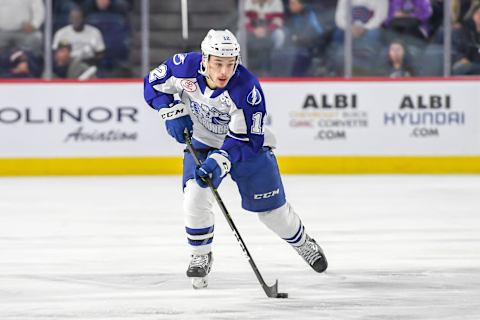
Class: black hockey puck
276,293,288,298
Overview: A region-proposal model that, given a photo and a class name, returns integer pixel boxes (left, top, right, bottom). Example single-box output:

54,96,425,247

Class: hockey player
143,29,327,289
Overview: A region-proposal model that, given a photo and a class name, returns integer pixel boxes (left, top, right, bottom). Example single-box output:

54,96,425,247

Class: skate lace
190,254,209,269
297,240,321,265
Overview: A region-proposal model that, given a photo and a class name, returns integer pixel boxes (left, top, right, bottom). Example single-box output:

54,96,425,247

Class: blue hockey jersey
144,52,275,163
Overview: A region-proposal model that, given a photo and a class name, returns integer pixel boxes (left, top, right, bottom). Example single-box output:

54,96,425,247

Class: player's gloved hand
194,150,231,189
159,101,193,144
165,116,192,143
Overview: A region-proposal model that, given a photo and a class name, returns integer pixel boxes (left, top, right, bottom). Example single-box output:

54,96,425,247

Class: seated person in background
0,0,45,55
272,0,325,76
51,40,97,80
52,0,84,32
452,0,480,29
452,3,480,75
0,48,43,78
334,0,388,44
332,0,389,75
245,0,285,76
52,6,106,66
427,0,477,44
379,39,414,77
84,0,132,77
312,0,338,32
384,0,433,43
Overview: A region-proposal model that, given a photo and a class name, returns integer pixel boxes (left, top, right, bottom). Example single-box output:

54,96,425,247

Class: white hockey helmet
199,29,241,77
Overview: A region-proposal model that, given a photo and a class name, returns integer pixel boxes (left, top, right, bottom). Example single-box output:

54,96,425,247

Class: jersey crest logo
191,102,230,134
181,79,196,92
247,86,262,106
173,53,186,65
149,64,167,83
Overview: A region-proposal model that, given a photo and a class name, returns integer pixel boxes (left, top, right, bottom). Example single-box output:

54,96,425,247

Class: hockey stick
183,129,288,299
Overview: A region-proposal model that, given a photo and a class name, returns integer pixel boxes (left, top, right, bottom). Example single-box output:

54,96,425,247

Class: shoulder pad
146,52,201,85
164,52,202,78
228,65,265,109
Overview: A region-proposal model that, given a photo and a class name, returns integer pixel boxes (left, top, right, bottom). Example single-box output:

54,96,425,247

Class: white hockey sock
257,202,306,247
184,179,215,255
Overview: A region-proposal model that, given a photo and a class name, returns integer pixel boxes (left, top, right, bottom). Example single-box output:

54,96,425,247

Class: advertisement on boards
262,80,480,156
0,82,183,157
0,80,479,158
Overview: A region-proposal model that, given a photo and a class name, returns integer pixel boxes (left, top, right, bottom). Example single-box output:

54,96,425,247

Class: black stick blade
262,279,278,298
263,279,287,298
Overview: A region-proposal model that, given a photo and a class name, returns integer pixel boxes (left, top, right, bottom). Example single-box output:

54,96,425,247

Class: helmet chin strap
198,53,211,79
199,58,218,89
199,57,210,80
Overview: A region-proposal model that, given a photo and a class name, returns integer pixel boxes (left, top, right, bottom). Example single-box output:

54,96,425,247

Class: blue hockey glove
194,150,231,189
159,101,193,144
165,116,193,143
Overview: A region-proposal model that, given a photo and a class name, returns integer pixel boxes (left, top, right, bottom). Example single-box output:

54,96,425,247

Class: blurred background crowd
0,0,479,80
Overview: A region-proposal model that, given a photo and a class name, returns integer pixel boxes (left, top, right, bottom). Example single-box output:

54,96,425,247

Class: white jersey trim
228,107,247,134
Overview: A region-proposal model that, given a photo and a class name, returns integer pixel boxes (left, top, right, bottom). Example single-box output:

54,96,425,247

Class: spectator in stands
384,0,433,42
453,0,480,27
419,1,478,75
0,48,43,78
52,6,106,66
84,0,132,77
0,0,45,55
272,0,325,76
452,3,480,75
311,0,338,33
379,39,414,77
52,0,79,32
334,0,388,44
331,0,389,75
245,0,286,76
428,0,467,37
51,40,97,80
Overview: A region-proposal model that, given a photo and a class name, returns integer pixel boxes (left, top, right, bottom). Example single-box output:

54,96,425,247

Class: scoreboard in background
0,79,479,175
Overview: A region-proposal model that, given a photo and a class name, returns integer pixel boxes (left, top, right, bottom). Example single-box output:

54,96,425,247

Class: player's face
206,56,236,89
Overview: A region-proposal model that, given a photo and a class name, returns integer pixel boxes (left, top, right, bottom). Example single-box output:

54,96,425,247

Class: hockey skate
294,234,328,273
186,252,213,289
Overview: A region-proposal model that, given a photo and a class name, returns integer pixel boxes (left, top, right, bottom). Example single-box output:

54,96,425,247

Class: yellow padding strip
277,156,480,174
0,156,479,176
0,157,183,176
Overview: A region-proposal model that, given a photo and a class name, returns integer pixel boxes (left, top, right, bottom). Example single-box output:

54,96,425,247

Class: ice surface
1,175,479,319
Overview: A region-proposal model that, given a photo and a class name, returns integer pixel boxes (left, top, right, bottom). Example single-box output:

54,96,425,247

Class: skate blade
191,276,208,289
